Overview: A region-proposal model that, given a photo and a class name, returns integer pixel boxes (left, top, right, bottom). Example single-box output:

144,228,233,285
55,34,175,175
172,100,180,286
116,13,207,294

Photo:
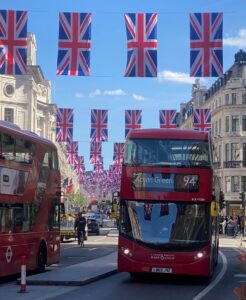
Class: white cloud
74,92,84,98
103,89,126,96
132,93,145,101
224,29,246,47
89,89,102,98
89,89,126,98
158,70,196,84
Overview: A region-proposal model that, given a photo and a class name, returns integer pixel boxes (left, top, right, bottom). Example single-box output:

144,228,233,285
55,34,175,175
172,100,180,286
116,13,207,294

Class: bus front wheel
37,244,47,273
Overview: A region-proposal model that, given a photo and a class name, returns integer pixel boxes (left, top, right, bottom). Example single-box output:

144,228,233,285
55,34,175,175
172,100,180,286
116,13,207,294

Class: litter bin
227,226,234,236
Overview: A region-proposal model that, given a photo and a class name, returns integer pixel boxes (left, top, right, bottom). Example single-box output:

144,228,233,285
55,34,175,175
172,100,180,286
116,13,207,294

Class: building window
232,93,237,105
225,116,230,132
215,120,218,135
242,177,246,192
231,143,240,161
219,97,221,106
232,115,239,132
225,176,231,192
225,143,230,162
243,92,246,104
243,116,246,131
4,108,14,123
243,143,246,167
218,145,221,166
232,176,240,192
225,94,230,105
219,118,221,134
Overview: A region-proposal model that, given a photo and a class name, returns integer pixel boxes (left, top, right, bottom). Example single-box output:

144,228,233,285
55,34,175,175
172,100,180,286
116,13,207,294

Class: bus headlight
121,247,132,257
194,251,207,260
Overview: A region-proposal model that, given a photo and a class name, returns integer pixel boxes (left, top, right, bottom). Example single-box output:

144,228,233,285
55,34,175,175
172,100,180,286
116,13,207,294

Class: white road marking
193,250,227,300
62,245,80,250
88,248,97,251
94,236,107,242
234,274,246,277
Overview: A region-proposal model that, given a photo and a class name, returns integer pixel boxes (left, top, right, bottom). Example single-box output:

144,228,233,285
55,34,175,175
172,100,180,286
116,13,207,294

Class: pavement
1,233,246,300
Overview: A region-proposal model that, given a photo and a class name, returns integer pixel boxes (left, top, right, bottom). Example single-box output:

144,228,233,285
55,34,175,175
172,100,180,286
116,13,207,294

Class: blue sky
2,0,246,170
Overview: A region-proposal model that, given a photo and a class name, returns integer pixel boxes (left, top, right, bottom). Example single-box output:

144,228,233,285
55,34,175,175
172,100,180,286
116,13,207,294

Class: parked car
87,217,100,235
86,212,104,227
94,213,104,227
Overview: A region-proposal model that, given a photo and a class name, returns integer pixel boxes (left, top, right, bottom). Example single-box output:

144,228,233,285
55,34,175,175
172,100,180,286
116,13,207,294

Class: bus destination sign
132,173,199,192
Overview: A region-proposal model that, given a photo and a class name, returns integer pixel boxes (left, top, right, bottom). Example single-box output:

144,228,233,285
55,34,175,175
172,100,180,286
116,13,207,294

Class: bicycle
78,230,85,247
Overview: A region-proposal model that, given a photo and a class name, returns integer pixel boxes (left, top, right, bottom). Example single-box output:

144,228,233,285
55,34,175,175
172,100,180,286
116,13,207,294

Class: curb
18,269,118,287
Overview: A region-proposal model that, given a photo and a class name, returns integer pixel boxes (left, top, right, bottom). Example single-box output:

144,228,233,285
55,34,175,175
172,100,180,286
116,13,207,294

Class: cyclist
74,212,87,245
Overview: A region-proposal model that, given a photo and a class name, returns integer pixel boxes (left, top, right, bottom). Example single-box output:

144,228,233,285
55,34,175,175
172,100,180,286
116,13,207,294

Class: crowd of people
220,215,244,238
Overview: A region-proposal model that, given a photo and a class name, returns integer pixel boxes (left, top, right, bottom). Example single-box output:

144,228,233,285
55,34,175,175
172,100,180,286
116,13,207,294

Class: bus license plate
152,267,172,273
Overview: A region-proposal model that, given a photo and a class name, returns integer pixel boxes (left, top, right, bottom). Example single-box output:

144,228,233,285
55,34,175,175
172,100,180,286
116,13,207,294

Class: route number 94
183,175,198,186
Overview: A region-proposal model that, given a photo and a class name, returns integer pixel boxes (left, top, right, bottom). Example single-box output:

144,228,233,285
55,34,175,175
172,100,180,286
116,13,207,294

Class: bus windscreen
124,139,210,168
120,201,210,249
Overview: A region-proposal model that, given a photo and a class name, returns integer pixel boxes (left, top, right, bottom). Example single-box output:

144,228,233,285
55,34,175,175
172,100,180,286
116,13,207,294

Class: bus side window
47,149,58,171
0,205,12,233
39,152,50,183
120,203,132,236
51,150,59,170
2,134,15,161
48,201,60,231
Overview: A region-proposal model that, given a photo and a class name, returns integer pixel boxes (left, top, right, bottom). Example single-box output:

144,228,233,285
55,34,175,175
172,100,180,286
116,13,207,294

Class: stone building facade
179,50,246,216
0,33,80,194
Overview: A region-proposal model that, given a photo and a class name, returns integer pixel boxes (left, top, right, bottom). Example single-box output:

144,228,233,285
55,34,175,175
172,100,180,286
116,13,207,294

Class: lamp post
239,192,245,237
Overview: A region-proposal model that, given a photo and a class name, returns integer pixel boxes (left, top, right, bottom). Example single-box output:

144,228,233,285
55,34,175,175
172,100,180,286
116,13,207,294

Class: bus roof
126,128,209,141
0,121,56,148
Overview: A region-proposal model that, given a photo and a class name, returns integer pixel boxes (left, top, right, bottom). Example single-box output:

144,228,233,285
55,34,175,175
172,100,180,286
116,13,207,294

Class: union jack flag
89,141,102,164
113,143,124,165
111,164,122,176
93,157,104,178
78,173,85,185
57,12,92,76
90,109,108,142
125,110,142,137
56,108,74,143
124,13,157,77
193,108,211,131
144,203,153,220
0,10,28,75
159,110,177,128
74,156,85,175
190,12,223,77
160,203,169,216
66,141,78,165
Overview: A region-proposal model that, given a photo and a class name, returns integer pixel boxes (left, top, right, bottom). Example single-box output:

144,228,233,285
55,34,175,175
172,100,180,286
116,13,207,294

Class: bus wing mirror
211,201,219,217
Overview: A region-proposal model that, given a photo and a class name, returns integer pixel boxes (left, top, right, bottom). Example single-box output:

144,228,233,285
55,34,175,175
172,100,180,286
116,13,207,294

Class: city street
55,227,118,268
1,234,246,300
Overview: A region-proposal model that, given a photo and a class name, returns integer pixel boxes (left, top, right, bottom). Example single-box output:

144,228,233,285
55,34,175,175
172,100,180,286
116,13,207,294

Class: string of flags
0,9,223,77
0,8,215,200
58,107,211,199
56,107,211,178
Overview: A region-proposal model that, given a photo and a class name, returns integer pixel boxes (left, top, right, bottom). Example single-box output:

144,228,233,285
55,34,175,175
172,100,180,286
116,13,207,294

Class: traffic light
239,192,245,207
219,191,226,210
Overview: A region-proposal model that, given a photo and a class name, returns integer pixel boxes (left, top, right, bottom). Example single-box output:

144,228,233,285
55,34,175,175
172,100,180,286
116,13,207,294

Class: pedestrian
231,216,239,238
220,217,227,235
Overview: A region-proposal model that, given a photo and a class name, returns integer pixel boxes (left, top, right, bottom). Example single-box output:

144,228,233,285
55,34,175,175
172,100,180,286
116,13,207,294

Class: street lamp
239,192,245,237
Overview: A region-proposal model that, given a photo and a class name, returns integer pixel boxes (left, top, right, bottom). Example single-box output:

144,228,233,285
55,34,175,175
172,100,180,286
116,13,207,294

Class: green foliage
67,191,87,208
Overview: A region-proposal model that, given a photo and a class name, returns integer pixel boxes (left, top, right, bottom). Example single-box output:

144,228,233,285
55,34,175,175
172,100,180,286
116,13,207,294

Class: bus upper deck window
2,134,14,161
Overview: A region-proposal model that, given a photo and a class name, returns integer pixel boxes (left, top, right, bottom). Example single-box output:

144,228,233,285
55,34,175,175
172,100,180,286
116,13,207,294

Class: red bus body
0,122,61,277
118,129,219,278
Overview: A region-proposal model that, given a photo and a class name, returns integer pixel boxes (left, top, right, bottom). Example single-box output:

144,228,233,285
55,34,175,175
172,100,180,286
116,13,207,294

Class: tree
67,191,87,209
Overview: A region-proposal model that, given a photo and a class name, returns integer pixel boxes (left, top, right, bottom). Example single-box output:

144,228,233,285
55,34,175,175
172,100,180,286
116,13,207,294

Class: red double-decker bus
0,121,61,277
118,129,220,279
